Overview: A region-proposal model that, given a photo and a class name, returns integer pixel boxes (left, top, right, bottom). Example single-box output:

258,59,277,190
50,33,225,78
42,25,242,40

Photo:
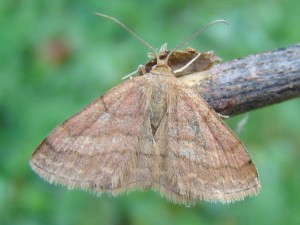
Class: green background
1,0,300,225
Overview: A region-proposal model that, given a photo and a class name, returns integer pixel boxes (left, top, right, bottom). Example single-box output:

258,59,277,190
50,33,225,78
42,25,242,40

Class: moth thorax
151,64,174,77
150,83,168,133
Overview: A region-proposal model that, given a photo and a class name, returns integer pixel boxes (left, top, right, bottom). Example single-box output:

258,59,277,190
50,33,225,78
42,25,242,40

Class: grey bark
179,44,300,116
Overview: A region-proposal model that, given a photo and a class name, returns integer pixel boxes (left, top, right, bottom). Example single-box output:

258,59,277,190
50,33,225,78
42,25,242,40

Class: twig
179,44,300,116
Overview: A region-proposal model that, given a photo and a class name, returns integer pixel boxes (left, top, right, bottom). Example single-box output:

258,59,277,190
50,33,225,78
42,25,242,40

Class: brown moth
30,14,260,204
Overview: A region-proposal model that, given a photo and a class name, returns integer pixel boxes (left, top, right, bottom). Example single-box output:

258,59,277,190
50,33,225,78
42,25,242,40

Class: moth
30,14,260,204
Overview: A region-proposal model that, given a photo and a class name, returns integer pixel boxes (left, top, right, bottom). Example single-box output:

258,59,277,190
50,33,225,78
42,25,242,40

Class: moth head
150,57,174,76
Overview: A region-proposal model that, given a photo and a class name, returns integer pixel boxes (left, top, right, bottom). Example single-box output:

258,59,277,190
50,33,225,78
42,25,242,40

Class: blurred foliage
0,0,300,225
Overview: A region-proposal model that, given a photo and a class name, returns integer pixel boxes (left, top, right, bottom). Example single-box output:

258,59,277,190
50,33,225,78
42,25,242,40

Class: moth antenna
94,13,159,60
165,20,229,63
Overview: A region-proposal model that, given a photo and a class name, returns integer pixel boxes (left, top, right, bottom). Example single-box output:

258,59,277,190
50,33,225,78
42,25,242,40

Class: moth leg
122,65,146,80
217,113,229,119
174,53,201,74
136,65,147,76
